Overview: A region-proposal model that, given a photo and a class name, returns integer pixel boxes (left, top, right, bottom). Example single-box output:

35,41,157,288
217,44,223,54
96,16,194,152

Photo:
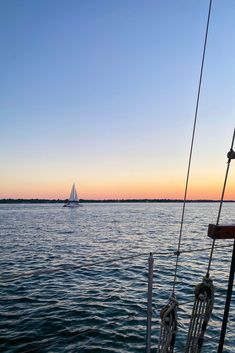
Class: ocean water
0,202,235,353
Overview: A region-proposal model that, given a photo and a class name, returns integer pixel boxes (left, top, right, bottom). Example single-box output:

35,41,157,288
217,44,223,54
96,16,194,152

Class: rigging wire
206,127,235,276
156,3,214,351
172,0,213,295
1,243,233,283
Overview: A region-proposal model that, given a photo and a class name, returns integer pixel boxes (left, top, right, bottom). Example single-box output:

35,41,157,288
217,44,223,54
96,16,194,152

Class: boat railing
1,243,233,282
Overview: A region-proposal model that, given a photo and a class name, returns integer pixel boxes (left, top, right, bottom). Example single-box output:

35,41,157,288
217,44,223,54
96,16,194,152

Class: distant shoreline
0,199,234,204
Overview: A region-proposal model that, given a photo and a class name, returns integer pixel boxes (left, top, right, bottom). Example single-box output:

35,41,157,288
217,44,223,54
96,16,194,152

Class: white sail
64,183,80,207
69,183,79,202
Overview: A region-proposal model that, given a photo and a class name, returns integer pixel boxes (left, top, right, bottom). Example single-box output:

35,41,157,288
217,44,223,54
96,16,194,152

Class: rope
175,243,233,255
207,127,235,276
157,296,178,353
185,276,214,353
172,0,213,294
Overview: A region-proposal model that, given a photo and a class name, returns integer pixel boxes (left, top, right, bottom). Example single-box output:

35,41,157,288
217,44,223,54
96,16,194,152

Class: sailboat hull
64,202,80,207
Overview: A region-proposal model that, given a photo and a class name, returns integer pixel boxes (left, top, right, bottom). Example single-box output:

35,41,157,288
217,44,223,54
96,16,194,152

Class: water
0,202,234,353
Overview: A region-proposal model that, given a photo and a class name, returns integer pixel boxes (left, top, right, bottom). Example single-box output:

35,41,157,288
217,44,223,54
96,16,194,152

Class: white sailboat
64,183,80,207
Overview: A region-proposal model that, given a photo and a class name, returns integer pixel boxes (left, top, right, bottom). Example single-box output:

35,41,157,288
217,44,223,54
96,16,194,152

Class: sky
1,0,235,200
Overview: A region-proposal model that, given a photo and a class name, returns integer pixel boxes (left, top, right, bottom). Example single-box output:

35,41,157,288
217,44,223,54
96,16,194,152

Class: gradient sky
1,0,235,200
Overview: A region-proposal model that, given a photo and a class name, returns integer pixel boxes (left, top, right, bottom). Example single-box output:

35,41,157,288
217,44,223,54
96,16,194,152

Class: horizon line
0,198,235,203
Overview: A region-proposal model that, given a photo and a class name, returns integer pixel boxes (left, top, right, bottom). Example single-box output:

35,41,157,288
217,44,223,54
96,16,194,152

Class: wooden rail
208,224,235,240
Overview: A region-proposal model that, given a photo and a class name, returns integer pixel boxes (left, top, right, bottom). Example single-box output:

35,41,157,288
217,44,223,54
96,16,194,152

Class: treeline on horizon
0,198,234,203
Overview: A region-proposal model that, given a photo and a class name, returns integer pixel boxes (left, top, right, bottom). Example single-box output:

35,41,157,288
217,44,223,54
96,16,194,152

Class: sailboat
64,183,80,207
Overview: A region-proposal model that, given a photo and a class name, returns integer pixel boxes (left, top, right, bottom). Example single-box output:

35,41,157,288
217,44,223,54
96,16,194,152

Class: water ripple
0,203,234,352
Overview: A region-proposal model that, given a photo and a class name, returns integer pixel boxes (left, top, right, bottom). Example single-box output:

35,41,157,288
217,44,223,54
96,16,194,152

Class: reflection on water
0,202,234,352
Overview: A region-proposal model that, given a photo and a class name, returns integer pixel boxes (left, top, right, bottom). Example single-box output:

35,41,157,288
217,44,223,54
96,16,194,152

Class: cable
207,127,235,276
1,244,233,284
172,0,213,294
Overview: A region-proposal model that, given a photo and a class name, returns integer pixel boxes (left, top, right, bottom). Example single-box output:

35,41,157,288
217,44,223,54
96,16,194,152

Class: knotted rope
157,296,178,353
185,276,214,353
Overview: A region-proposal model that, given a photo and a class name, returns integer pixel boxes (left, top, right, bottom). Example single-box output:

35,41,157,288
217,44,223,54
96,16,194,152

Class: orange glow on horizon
1,177,235,200
1,164,235,200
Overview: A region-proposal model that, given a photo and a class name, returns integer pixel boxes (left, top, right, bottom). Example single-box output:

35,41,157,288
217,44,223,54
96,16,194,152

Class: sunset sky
1,0,235,200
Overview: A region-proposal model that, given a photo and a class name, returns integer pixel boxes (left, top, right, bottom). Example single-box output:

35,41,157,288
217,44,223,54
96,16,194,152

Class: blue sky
1,0,235,199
